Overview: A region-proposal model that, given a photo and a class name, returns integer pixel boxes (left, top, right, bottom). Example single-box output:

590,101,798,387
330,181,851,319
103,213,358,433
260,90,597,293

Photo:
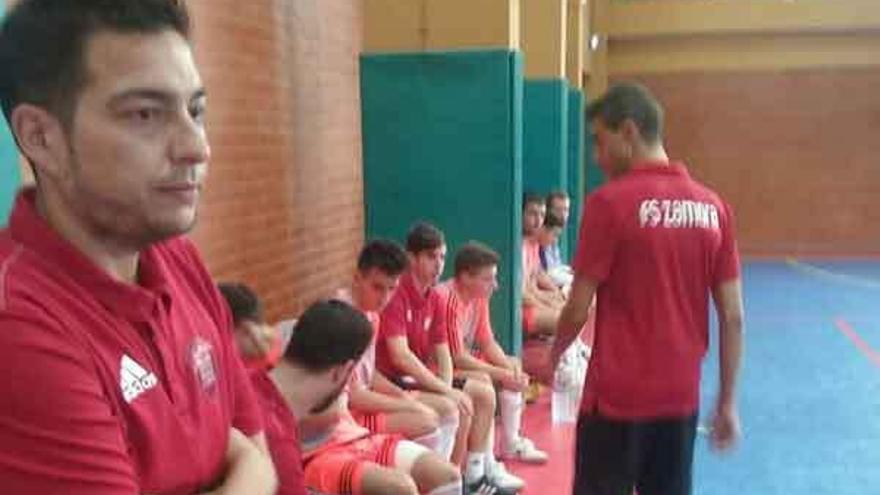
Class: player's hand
500,370,528,392
511,360,530,385
710,402,741,453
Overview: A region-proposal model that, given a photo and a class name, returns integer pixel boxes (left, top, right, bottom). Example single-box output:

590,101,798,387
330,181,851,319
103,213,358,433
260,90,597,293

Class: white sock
413,427,441,451
428,480,463,495
466,452,487,483
499,390,524,448
437,413,459,461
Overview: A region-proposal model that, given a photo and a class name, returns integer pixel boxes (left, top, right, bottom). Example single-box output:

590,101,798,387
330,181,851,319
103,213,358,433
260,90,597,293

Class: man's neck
410,272,433,295
36,191,140,283
350,286,368,313
274,368,310,419
634,144,669,165
453,278,475,303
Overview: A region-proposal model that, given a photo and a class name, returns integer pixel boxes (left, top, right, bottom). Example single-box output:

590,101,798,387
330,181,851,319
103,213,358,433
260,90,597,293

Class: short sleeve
428,289,449,346
712,202,741,286
475,298,494,347
0,314,139,495
572,193,620,283
379,289,409,340
438,288,463,355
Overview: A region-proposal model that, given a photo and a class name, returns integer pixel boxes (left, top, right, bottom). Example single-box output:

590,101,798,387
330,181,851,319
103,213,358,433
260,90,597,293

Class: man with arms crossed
0,1,275,493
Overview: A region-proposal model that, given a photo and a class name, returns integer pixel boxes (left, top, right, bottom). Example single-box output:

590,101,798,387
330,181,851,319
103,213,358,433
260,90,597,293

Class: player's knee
380,471,420,495
467,380,496,410
434,395,458,421
432,458,462,487
412,452,462,490
471,371,492,384
411,408,440,437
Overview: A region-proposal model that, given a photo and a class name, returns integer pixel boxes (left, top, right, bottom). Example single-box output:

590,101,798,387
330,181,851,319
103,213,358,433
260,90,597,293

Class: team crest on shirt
189,337,218,396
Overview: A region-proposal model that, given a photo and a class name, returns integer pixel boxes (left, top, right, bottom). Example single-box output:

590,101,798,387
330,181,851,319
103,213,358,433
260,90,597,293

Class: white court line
784,258,880,291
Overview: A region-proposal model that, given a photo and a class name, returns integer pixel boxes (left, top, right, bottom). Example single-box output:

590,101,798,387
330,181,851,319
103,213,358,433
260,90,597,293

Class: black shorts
389,376,468,390
573,410,698,495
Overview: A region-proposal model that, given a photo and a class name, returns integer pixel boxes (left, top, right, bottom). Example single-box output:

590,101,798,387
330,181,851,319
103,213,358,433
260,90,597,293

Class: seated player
275,300,463,495
522,194,566,338
336,240,460,459
540,191,575,288
436,242,548,464
537,212,573,289
219,282,308,495
376,222,523,494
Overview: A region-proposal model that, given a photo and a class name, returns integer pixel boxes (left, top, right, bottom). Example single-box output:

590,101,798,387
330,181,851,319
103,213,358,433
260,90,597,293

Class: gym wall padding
0,0,20,227
522,78,568,253
360,49,524,354
566,86,585,261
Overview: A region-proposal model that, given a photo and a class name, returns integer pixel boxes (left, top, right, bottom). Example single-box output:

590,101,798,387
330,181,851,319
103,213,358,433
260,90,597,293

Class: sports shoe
485,458,525,491
467,475,518,495
502,436,548,464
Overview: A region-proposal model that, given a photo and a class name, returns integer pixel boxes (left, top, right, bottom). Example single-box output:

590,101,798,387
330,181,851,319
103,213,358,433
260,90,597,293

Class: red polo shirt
248,369,307,495
376,272,448,378
573,162,740,420
0,190,264,494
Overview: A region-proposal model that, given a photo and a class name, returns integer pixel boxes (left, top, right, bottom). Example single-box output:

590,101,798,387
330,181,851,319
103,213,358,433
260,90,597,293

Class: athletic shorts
304,434,406,495
351,410,389,434
573,410,698,495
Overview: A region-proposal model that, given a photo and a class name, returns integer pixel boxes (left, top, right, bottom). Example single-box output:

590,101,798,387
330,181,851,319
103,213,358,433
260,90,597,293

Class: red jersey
0,189,263,494
375,272,448,377
573,162,740,419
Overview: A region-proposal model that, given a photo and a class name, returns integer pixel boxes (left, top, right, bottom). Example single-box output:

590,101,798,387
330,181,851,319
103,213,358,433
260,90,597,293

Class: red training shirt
0,189,264,494
573,162,740,419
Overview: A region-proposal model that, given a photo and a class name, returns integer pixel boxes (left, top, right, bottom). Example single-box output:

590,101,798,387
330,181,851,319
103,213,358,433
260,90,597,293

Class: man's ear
331,360,355,383
620,118,641,144
11,104,71,182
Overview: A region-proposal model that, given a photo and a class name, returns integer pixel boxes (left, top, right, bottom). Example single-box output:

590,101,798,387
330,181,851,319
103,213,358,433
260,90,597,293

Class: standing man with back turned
549,82,745,495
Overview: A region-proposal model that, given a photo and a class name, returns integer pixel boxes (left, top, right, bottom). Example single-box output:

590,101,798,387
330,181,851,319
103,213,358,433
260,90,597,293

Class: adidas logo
120,354,158,403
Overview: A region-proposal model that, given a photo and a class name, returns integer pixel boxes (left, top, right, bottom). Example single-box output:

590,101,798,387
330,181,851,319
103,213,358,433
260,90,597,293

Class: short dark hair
283,300,373,373
358,239,408,276
406,222,445,255
546,190,568,208
586,82,664,144
218,282,264,326
0,0,192,127
543,211,565,229
523,192,544,212
454,241,500,277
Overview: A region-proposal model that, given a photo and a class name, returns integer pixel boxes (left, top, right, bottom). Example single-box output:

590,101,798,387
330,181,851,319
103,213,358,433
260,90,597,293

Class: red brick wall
188,0,365,321
616,68,880,257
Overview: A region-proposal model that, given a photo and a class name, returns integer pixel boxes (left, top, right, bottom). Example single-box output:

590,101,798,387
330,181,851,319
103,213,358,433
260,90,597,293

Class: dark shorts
389,375,468,391
573,410,698,495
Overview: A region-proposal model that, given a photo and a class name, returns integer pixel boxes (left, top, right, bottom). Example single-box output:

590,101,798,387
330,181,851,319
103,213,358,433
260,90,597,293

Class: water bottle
552,359,577,424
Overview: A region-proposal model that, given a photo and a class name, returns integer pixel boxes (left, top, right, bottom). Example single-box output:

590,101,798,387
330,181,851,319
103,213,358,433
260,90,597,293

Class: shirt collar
8,188,173,322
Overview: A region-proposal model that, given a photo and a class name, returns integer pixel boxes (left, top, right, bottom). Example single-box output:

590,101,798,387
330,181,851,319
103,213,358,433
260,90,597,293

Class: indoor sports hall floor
507,259,880,495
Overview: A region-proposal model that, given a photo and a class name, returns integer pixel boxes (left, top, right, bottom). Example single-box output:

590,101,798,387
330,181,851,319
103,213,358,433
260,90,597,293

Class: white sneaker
486,458,525,492
502,436,548,464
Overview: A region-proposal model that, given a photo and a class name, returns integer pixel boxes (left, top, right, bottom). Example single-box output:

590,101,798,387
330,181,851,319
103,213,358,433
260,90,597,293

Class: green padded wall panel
523,79,568,258
0,0,20,227
566,87,585,261
360,50,524,354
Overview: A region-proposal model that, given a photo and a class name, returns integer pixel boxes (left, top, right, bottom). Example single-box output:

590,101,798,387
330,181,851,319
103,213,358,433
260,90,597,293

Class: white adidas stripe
120,354,158,403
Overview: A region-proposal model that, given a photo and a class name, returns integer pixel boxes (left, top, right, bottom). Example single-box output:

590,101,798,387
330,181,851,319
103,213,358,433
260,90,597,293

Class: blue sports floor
511,260,880,495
